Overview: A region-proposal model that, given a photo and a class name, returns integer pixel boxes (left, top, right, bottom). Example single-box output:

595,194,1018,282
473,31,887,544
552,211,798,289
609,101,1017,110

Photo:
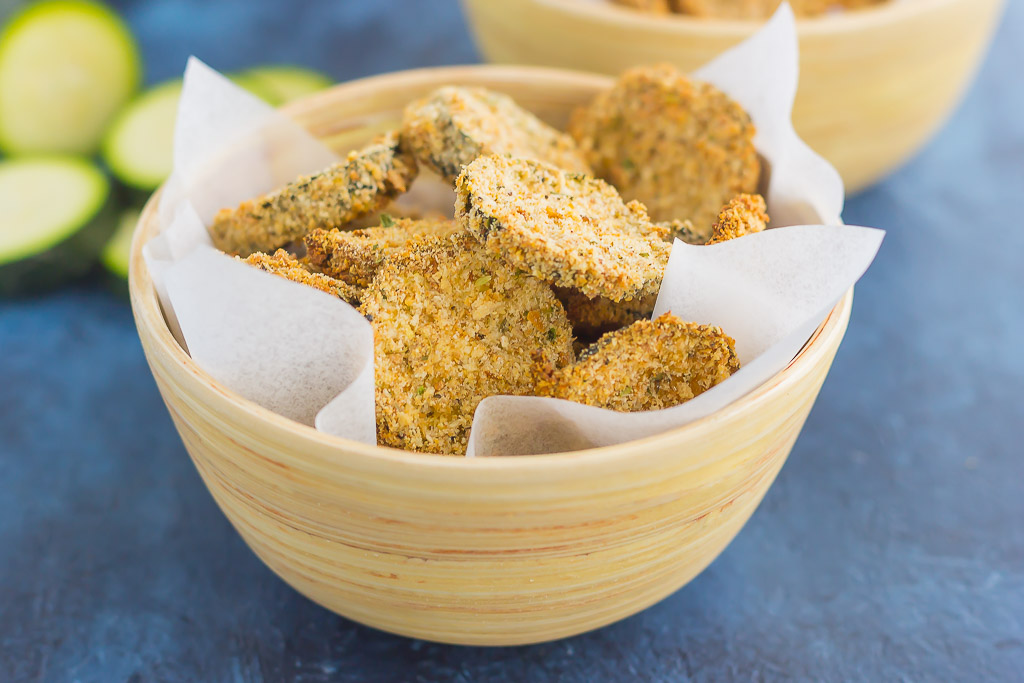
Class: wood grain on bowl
461,0,1006,192
129,66,853,645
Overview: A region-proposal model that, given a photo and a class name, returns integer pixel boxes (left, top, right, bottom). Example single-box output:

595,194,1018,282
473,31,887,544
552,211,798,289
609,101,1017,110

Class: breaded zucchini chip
401,86,590,183
612,0,673,12
555,288,658,339
457,154,670,301
304,216,460,287
568,63,759,236
210,131,418,256
360,234,574,455
659,218,705,245
558,193,768,338
673,0,808,17
674,0,885,19
707,193,768,244
557,193,768,337
538,313,739,412
242,249,362,304
555,216,702,338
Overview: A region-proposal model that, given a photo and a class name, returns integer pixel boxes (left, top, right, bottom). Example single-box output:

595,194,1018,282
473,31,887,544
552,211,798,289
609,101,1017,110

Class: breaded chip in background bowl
460,0,1005,192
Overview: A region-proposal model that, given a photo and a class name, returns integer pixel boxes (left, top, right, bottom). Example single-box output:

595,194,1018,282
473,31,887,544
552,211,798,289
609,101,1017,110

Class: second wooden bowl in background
460,0,1006,192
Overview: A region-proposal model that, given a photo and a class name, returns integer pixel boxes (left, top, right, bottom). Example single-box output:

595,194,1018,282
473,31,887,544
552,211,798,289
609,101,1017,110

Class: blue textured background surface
2,1,1023,681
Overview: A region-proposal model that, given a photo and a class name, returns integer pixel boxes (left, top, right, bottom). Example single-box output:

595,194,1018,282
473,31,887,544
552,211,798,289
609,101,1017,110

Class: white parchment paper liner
143,4,883,456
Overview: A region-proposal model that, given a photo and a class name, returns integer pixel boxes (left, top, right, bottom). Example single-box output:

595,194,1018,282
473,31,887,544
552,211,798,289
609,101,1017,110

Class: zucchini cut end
0,0,141,155
102,207,141,280
237,65,333,106
0,157,116,295
102,80,182,192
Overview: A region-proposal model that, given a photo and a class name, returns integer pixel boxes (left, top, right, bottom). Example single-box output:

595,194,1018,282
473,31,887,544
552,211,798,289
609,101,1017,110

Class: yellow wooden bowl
130,65,854,646
461,0,1005,192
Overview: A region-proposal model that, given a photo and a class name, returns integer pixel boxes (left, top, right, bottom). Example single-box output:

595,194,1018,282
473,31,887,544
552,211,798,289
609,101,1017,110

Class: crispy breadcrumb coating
707,193,768,244
538,313,739,412
555,288,658,339
555,193,766,340
210,131,418,256
457,154,671,302
569,63,759,236
612,0,672,12
554,217,705,338
402,86,590,184
304,217,461,287
359,233,574,455
342,203,450,231
659,218,705,245
242,249,362,304
672,0,887,19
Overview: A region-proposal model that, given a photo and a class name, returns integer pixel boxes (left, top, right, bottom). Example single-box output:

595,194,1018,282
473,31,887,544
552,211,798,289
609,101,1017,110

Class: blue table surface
2,1,1022,681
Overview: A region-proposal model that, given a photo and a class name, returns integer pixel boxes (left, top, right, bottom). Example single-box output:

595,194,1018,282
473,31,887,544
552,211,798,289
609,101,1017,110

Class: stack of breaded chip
214,65,772,454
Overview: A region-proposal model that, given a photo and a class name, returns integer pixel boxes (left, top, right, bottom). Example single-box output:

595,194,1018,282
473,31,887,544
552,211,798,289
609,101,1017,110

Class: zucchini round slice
101,206,139,281
239,65,332,105
0,0,141,155
102,79,180,192
100,206,139,297
0,157,116,294
103,66,334,192
228,72,279,104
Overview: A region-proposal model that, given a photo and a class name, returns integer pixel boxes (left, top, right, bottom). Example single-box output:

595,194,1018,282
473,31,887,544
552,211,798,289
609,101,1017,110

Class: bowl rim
129,62,854,471
525,0,964,35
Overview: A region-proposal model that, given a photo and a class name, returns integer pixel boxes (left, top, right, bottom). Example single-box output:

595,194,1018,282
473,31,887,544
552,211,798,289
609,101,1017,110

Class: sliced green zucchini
103,65,334,192
239,65,332,105
228,72,279,104
0,0,141,155
100,206,138,297
0,157,116,294
101,79,180,192
101,74,272,195
101,206,138,280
